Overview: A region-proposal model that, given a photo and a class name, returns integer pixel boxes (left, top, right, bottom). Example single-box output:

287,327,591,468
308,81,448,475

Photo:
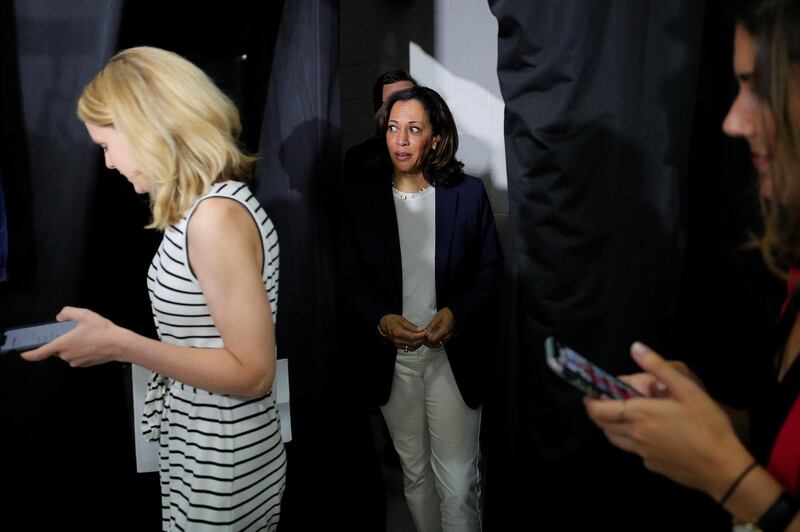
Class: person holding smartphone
585,1,800,529
21,47,286,531
338,86,503,532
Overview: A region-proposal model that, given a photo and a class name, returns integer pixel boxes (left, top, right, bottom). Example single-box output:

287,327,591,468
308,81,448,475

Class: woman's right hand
584,342,752,500
379,314,428,352
21,306,125,367
621,359,703,398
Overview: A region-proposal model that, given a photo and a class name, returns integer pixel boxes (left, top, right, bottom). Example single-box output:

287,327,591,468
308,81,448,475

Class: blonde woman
22,47,286,531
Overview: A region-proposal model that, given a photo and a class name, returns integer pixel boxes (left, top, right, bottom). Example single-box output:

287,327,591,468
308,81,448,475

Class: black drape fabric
252,1,385,529
0,1,140,529
254,3,340,390
2,0,122,325
486,1,726,529
0,166,7,282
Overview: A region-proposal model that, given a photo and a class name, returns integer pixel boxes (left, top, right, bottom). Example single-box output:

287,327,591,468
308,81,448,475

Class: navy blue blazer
338,174,503,409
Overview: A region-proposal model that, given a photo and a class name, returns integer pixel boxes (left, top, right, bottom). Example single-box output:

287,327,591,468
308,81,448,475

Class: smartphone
0,320,77,354
545,336,641,399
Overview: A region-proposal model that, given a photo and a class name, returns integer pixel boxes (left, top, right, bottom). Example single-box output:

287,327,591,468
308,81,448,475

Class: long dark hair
378,86,464,187
736,0,800,278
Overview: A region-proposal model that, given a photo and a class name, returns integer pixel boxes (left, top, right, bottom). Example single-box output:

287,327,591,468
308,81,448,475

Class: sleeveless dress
142,181,286,531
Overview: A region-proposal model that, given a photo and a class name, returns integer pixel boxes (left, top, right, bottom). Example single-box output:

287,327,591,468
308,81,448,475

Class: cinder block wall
340,1,434,152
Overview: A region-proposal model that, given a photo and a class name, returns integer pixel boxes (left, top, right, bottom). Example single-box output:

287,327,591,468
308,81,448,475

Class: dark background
1,0,785,530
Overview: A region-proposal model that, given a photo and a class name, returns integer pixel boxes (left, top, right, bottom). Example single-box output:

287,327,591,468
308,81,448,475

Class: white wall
340,0,509,232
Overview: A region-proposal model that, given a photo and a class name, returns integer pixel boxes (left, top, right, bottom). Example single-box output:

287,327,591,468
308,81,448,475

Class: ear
432,135,442,150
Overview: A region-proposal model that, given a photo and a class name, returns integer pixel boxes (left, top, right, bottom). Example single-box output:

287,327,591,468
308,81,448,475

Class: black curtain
0,0,122,326
485,1,730,529
251,0,385,529
0,1,136,529
0,165,7,282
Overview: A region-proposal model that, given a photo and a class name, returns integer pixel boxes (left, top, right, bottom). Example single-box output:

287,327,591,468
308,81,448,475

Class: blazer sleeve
447,180,503,329
337,190,393,336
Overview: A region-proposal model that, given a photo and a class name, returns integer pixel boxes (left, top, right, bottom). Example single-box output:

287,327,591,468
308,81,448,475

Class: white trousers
380,347,482,532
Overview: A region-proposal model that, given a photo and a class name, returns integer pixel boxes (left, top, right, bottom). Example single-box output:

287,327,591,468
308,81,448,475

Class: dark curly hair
378,86,464,187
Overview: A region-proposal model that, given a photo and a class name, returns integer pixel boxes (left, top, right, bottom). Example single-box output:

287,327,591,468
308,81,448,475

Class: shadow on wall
408,41,508,217
255,116,343,400
429,0,503,102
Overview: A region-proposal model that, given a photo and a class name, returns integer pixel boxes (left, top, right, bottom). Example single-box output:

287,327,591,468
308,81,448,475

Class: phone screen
545,337,641,399
0,320,77,354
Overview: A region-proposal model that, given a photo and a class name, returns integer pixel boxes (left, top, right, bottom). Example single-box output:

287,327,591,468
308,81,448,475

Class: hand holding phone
545,336,641,400
1,320,77,354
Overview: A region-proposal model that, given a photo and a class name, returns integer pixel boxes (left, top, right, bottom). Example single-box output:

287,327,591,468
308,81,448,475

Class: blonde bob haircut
77,46,255,230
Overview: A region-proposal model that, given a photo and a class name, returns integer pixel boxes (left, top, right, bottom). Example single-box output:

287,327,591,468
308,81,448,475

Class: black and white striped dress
142,181,286,531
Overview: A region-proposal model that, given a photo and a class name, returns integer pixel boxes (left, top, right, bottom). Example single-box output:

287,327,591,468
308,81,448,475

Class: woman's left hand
21,306,124,367
424,307,454,347
584,342,753,500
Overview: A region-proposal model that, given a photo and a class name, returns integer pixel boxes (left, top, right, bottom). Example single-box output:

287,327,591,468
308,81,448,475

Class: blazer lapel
435,185,458,299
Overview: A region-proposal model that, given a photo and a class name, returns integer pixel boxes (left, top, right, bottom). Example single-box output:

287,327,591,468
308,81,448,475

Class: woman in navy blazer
338,86,502,532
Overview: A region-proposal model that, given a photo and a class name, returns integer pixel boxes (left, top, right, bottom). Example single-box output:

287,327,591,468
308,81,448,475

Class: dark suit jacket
338,173,503,409
342,136,386,190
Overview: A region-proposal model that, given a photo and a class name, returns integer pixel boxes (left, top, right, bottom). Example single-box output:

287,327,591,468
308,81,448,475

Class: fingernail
631,342,647,361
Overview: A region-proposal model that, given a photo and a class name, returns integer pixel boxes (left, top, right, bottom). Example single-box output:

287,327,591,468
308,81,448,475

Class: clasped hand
379,307,455,352
21,306,122,367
